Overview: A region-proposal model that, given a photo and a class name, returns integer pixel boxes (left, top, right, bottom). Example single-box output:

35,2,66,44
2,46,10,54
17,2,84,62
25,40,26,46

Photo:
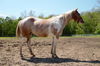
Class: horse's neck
56,13,72,34
60,13,72,26
48,13,72,35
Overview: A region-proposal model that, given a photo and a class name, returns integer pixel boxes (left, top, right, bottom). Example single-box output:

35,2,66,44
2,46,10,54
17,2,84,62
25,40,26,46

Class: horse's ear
73,8,78,12
75,8,78,11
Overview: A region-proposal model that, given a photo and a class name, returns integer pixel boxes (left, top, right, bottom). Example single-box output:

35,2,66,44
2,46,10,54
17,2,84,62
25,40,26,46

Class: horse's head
72,9,84,23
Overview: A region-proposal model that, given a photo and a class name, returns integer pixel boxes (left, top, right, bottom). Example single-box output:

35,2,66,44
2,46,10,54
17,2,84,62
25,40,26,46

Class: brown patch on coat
21,26,32,38
51,24,57,35
51,24,59,39
20,20,33,38
72,11,78,21
72,10,84,23
29,17,35,22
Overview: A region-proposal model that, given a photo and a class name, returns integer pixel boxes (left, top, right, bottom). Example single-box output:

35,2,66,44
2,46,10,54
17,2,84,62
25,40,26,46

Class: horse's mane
50,10,73,20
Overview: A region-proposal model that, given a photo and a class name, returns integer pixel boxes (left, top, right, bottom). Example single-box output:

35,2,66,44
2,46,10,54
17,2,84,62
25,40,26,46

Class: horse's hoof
20,55,24,59
30,55,36,59
54,56,59,58
21,56,24,60
31,55,35,58
52,55,59,58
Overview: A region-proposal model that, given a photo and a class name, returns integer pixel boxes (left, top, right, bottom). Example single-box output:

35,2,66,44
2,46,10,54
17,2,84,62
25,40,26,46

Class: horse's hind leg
20,43,23,59
20,38,25,59
27,38,35,57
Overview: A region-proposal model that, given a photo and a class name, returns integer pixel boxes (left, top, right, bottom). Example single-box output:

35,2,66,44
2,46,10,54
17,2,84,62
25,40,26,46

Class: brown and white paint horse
16,9,84,58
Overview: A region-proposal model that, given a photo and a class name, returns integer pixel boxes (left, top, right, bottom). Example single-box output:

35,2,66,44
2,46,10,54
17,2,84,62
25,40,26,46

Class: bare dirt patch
0,37,100,66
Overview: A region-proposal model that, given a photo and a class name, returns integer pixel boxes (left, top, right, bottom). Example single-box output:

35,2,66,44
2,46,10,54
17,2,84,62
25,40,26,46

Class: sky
0,0,98,18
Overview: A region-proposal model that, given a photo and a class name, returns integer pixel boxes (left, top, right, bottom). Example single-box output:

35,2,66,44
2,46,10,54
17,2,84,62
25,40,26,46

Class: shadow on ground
22,57,100,63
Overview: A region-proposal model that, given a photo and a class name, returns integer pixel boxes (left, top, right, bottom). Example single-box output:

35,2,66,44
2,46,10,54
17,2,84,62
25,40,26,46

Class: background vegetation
0,8,100,37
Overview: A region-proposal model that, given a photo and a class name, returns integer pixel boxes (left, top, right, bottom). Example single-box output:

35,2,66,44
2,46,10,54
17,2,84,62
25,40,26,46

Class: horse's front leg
51,37,59,58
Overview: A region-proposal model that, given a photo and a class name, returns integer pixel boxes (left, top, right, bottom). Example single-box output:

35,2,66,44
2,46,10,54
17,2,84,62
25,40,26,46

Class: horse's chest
48,22,62,36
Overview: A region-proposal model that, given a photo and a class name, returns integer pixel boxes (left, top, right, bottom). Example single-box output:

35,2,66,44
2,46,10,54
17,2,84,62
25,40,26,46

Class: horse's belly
32,29,48,37
37,33,48,37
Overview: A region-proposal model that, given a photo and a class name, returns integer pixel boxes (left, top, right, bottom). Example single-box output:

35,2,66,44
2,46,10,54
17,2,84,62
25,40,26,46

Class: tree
82,12,98,34
20,10,35,18
95,23,100,34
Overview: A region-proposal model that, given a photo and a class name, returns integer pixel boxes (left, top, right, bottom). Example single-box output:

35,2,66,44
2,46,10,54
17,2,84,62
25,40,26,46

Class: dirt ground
0,37,100,66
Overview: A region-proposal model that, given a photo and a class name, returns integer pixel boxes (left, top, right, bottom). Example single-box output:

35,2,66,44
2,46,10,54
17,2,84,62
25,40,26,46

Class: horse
16,9,84,58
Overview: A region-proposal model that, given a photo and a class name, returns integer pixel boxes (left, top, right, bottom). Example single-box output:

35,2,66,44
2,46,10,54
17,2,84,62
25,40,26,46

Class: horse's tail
16,24,21,38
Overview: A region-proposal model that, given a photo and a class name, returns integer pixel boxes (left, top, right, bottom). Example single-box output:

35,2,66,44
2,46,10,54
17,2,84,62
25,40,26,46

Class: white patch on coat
48,17,62,37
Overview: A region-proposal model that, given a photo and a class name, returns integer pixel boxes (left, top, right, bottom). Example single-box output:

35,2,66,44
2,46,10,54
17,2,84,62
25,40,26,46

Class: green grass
0,37,16,38
71,35,100,38
0,35,100,39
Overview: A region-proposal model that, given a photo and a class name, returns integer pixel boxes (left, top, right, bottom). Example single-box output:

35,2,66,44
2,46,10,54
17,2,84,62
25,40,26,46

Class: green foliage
63,21,77,36
0,9,100,37
82,12,98,34
95,23,100,34
63,21,85,36
75,24,85,34
0,17,19,36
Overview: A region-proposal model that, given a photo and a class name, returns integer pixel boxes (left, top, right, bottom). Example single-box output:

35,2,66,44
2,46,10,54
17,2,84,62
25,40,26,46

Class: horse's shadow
21,57,100,63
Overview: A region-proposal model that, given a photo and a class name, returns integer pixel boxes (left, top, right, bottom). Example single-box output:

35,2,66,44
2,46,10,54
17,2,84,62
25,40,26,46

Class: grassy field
0,34,100,38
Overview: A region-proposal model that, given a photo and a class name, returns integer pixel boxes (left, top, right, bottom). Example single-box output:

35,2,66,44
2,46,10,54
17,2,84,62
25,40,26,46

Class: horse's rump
16,17,36,38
